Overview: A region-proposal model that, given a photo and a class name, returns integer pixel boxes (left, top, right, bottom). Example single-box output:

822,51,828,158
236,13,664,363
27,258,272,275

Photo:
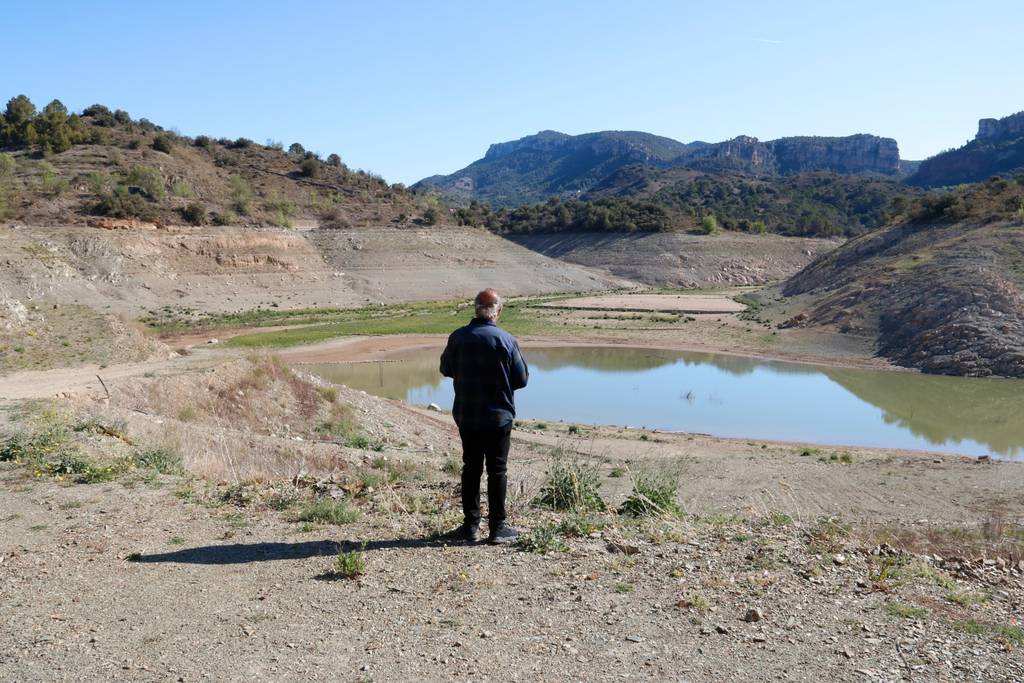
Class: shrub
170,181,194,198
515,524,569,553
288,142,305,156
126,166,165,200
618,471,681,517
230,137,254,149
94,186,159,221
133,447,183,475
37,161,68,197
228,174,253,214
0,152,14,178
300,157,321,178
294,499,359,525
194,135,213,149
211,210,239,226
533,455,606,512
326,153,342,167
423,206,440,225
333,548,365,578
180,202,206,226
701,213,720,235
152,134,174,153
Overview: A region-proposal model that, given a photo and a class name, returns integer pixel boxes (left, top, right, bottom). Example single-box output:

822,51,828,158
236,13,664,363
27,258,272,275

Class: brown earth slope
775,179,1024,377
509,231,840,288
0,224,630,319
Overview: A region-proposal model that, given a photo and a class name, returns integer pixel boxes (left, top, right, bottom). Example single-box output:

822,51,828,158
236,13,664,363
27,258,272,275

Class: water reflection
303,346,1024,459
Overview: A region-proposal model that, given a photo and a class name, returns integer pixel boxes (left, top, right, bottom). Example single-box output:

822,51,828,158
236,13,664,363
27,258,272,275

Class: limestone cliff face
769,135,901,175
910,110,1024,187
683,134,901,175
976,111,1024,141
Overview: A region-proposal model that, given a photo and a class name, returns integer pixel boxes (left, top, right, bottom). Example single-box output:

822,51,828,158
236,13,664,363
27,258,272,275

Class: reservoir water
304,346,1024,459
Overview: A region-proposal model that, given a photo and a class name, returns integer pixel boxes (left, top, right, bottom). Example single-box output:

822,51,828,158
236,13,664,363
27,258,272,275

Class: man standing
440,289,529,544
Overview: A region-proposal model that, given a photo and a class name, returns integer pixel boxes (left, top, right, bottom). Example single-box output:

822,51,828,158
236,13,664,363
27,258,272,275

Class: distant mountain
909,111,1024,187
414,130,702,207
414,129,905,207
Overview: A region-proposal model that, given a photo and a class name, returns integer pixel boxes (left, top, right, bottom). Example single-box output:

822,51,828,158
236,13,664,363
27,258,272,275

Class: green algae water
304,347,1024,459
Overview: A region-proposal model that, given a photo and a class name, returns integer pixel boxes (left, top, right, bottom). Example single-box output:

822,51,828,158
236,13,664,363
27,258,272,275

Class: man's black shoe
437,523,479,544
488,525,519,545
463,523,481,543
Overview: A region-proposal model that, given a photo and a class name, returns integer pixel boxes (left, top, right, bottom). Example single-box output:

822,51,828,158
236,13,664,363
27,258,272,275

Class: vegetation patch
533,453,607,512
515,524,569,553
618,470,681,517
294,499,359,525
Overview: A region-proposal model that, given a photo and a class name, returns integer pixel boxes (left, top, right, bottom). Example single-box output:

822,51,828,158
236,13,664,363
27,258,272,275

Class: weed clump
532,454,606,512
133,447,183,475
618,471,681,517
515,524,569,553
295,499,359,525
332,548,365,579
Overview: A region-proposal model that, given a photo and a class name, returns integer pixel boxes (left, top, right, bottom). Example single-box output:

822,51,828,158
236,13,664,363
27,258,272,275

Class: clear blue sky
4,1,1022,184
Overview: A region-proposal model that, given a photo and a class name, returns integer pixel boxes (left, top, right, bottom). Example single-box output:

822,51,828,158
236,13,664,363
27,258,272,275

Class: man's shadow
132,535,473,565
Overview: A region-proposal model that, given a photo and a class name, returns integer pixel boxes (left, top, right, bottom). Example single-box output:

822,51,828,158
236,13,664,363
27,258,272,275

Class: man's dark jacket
440,318,529,429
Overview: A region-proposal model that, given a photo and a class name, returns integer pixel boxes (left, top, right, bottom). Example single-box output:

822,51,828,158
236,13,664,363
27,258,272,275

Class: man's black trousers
458,423,512,529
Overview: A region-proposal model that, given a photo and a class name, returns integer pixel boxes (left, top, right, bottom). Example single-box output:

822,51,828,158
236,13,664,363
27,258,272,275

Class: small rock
715,624,730,635
625,635,643,643
743,608,763,623
427,403,441,412
481,631,493,639
842,646,854,659
833,554,846,566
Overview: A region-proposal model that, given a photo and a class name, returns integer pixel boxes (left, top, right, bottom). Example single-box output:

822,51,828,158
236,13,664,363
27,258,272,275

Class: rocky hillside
414,129,906,207
414,130,700,207
910,110,1024,187
508,231,839,288
584,168,916,237
0,95,436,228
776,177,1024,377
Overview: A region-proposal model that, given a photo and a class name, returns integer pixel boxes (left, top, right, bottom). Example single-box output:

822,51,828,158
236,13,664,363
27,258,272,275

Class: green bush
515,524,569,553
212,210,239,226
294,499,359,525
37,161,68,197
170,181,194,198
0,152,15,178
180,202,206,226
532,455,606,512
126,166,165,200
333,548,365,578
228,174,253,214
300,157,321,178
618,471,681,517
94,186,159,221
701,213,720,235
152,134,174,153
423,206,440,225
134,447,184,475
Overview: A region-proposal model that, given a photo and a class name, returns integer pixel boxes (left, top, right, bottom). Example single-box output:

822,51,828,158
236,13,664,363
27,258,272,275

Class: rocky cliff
910,110,1024,187
414,130,697,206
416,130,905,207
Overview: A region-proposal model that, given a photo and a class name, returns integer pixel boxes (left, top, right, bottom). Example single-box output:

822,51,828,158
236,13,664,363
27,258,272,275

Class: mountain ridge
414,128,905,207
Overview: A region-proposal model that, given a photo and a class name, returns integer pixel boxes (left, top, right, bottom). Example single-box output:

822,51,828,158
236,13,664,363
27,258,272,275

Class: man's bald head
474,288,502,320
